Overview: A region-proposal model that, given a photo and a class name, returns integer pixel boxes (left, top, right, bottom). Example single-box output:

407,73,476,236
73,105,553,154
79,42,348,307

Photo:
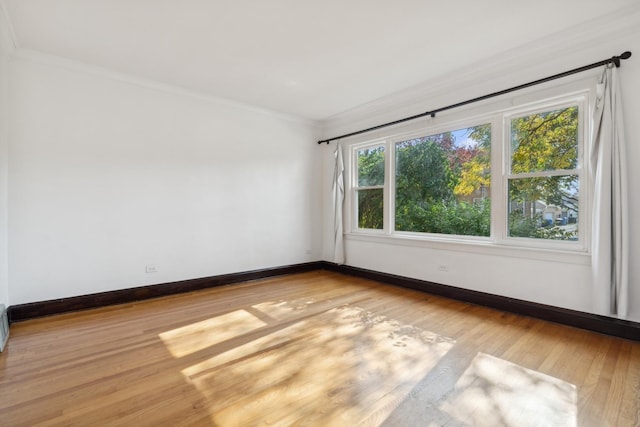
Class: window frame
499,96,588,252
389,117,497,241
351,140,388,235
345,84,592,257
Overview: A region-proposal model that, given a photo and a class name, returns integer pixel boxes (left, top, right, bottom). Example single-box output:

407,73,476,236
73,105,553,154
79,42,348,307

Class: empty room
0,1,639,426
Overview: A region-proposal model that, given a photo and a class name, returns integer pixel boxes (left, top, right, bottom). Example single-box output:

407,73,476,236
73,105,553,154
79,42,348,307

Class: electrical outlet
305,249,312,255
438,265,449,272
145,264,158,273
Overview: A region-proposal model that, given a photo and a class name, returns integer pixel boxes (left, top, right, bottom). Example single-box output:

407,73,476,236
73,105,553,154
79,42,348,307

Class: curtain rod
318,51,632,144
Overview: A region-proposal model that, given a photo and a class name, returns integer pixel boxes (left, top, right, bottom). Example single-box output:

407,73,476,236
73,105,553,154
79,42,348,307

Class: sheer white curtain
332,142,345,264
590,65,628,318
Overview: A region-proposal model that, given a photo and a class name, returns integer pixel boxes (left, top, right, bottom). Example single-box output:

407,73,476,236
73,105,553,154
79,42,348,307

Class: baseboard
7,261,324,324
7,260,639,342
321,262,640,342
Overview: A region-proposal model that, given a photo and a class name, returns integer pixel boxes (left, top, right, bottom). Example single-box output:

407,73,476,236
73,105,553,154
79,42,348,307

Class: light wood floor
0,271,638,426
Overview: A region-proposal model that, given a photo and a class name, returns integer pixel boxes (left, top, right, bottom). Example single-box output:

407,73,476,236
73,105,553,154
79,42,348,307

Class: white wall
321,11,640,321
0,5,13,308
8,52,322,305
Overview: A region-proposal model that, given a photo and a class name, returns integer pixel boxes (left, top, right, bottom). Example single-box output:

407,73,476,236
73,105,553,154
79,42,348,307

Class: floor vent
0,304,8,352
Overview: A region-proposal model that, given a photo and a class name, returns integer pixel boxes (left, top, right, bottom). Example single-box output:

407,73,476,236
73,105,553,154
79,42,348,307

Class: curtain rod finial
613,51,632,68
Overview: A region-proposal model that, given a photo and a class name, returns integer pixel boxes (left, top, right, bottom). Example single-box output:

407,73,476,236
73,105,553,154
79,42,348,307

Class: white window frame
389,117,497,242
344,82,593,261
499,96,588,252
351,141,388,235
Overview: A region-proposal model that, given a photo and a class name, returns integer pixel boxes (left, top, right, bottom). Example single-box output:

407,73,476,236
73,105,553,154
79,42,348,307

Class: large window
395,125,491,237
350,94,587,251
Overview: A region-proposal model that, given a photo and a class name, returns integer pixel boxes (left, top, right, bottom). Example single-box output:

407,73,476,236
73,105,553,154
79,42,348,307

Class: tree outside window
395,124,491,237
355,146,384,229
508,106,579,241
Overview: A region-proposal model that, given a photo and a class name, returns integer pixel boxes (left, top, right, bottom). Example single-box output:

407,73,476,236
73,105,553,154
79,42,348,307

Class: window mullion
507,170,579,180
386,140,394,235
354,185,384,191
491,115,506,243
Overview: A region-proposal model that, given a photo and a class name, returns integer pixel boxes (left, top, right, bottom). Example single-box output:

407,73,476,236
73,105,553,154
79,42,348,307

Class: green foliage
454,124,491,197
357,146,384,186
509,107,579,214
508,211,541,238
356,147,385,229
396,199,490,236
396,135,455,205
392,127,491,237
508,211,578,240
357,189,383,229
511,106,578,173
535,226,578,240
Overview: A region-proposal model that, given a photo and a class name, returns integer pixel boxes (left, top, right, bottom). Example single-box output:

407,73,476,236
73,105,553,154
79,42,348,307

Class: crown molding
11,48,322,129
321,4,640,138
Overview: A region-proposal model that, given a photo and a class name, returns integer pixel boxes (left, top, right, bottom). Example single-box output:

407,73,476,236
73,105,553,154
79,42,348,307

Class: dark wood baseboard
322,262,640,342
7,262,324,324
8,260,639,342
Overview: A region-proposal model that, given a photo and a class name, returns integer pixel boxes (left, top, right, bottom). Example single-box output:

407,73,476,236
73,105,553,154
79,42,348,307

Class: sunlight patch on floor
174,305,454,426
158,310,267,358
251,299,316,321
440,352,577,427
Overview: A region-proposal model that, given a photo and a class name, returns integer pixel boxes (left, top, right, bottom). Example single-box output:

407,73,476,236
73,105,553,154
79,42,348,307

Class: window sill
345,232,591,266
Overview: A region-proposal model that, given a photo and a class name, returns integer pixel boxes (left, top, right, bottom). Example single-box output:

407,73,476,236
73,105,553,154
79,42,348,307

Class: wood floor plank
1,270,639,426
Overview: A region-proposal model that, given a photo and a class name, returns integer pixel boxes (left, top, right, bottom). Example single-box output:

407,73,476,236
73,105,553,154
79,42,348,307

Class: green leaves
508,106,579,240
396,199,490,236
357,189,384,229
511,106,578,174
357,146,385,187
396,135,455,206
394,126,491,236
356,146,385,229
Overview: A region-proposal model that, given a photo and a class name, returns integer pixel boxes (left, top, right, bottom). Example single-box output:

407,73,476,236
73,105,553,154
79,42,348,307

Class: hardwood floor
0,270,638,426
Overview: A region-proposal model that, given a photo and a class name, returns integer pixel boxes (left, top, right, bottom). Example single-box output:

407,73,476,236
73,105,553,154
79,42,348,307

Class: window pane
508,175,579,240
395,124,491,236
511,106,578,174
357,146,385,186
357,188,383,229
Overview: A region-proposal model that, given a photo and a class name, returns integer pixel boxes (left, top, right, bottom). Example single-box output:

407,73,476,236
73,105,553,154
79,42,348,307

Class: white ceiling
3,0,638,120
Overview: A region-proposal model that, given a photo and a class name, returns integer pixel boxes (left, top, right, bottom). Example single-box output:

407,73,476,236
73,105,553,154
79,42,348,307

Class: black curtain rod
318,51,632,144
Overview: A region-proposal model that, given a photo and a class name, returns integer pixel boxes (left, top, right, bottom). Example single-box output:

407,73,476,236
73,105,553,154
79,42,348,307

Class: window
354,145,385,230
349,92,587,252
395,125,491,237
507,105,581,241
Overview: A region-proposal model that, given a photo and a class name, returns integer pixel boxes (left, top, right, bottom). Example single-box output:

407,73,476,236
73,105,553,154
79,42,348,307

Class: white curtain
590,65,628,318
332,142,345,264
